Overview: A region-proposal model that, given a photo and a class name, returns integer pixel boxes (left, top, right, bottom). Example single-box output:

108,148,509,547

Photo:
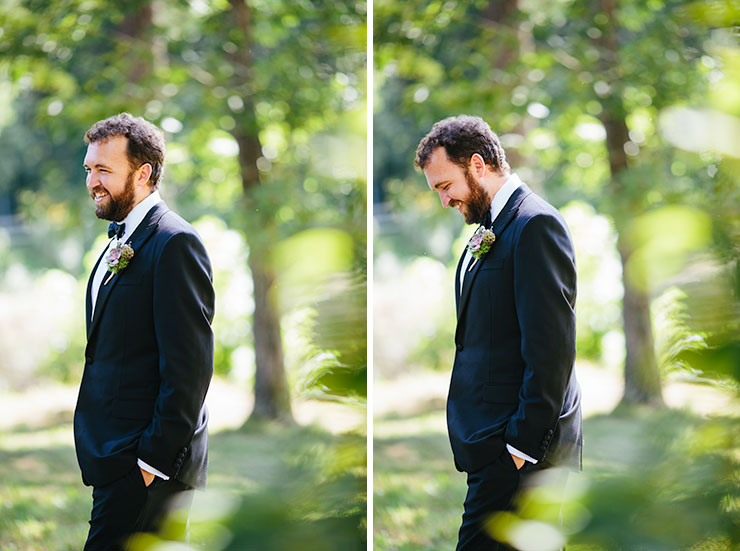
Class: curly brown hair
84,113,166,189
414,115,508,174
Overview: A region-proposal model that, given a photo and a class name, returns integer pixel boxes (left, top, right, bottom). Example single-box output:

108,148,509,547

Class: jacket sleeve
136,231,215,477
505,212,576,461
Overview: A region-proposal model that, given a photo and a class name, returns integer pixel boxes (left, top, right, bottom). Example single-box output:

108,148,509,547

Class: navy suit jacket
447,183,582,473
74,201,215,490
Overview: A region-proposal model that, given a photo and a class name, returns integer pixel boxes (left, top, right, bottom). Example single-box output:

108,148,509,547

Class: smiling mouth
91,189,109,203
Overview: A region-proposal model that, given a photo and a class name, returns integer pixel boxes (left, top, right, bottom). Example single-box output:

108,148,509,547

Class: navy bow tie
108,222,126,239
482,209,492,229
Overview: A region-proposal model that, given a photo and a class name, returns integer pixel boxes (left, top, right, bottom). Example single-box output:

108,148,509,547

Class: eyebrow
83,163,114,170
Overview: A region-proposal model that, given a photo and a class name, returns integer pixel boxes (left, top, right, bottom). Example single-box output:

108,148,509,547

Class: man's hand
139,467,155,487
510,453,525,470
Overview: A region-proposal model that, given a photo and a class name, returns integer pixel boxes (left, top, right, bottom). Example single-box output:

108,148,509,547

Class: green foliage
374,3,740,550
208,431,366,551
0,1,367,390
374,0,738,365
0,398,366,550
565,409,740,551
298,271,367,401
373,381,740,551
0,0,366,273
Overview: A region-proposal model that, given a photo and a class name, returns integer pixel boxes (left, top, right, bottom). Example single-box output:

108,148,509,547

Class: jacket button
85,355,93,363
456,344,463,351
547,429,554,436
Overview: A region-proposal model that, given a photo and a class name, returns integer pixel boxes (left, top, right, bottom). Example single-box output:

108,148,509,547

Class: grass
373,374,740,551
0,423,89,550
0,400,365,551
373,409,464,550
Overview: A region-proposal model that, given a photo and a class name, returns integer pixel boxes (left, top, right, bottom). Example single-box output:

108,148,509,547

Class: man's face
83,136,137,222
424,147,491,225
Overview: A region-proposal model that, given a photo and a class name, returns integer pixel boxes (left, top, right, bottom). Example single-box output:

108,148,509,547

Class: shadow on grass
173,422,367,551
0,421,88,551
374,410,464,551
374,404,740,551
0,417,366,551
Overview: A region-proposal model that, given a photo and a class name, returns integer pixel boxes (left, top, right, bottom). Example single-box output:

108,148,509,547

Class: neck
132,188,154,207
483,171,510,201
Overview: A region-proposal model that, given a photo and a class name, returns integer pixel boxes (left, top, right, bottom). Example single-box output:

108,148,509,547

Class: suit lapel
86,247,108,338
454,249,465,313
455,184,533,342
87,202,169,344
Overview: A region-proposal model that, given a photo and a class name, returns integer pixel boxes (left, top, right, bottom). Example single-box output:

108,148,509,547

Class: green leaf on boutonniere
466,227,496,271
103,241,134,285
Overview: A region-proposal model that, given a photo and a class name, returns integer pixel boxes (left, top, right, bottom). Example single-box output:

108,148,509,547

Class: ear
469,153,486,178
136,163,153,187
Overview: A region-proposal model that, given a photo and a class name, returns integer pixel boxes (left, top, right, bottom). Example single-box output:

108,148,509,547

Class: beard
94,170,136,222
461,168,491,225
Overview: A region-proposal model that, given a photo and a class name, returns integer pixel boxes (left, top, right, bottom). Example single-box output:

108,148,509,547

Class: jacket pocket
480,259,504,270
117,275,144,286
112,398,155,420
483,383,519,404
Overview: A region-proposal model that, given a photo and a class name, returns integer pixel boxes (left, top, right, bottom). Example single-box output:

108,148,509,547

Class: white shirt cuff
506,444,538,464
137,458,170,480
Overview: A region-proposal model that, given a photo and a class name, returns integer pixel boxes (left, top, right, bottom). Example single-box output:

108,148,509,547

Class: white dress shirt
459,173,522,293
90,190,162,315
89,190,170,480
457,173,538,466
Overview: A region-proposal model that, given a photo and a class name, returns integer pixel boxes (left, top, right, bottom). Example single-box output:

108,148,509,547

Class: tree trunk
249,248,292,420
481,0,535,172
116,4,154,86
227,0,293,422
618,242,663,405
596,0,664,406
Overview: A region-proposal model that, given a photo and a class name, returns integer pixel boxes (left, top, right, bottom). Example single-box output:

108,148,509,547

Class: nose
86,171,97,191
439,190,451,208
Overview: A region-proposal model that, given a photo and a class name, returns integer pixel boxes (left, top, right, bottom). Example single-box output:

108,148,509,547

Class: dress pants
84,466,194,551
456,450,568,551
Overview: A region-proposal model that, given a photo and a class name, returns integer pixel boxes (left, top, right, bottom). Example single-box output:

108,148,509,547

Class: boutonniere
103,239,135,285
466,226,496,271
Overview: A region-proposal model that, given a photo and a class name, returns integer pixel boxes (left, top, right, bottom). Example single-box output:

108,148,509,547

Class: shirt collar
489,173,522,225
119,190,161,243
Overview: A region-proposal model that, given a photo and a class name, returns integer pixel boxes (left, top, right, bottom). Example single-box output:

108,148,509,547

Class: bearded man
75,113,214,550
415,115,582,550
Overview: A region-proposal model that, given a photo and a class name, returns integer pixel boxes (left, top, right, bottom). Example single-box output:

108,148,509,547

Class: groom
74,113,215,550
415,116,582,550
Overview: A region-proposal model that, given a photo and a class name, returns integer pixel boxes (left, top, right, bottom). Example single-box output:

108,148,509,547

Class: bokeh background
0,1,366,550
373,1,740,550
